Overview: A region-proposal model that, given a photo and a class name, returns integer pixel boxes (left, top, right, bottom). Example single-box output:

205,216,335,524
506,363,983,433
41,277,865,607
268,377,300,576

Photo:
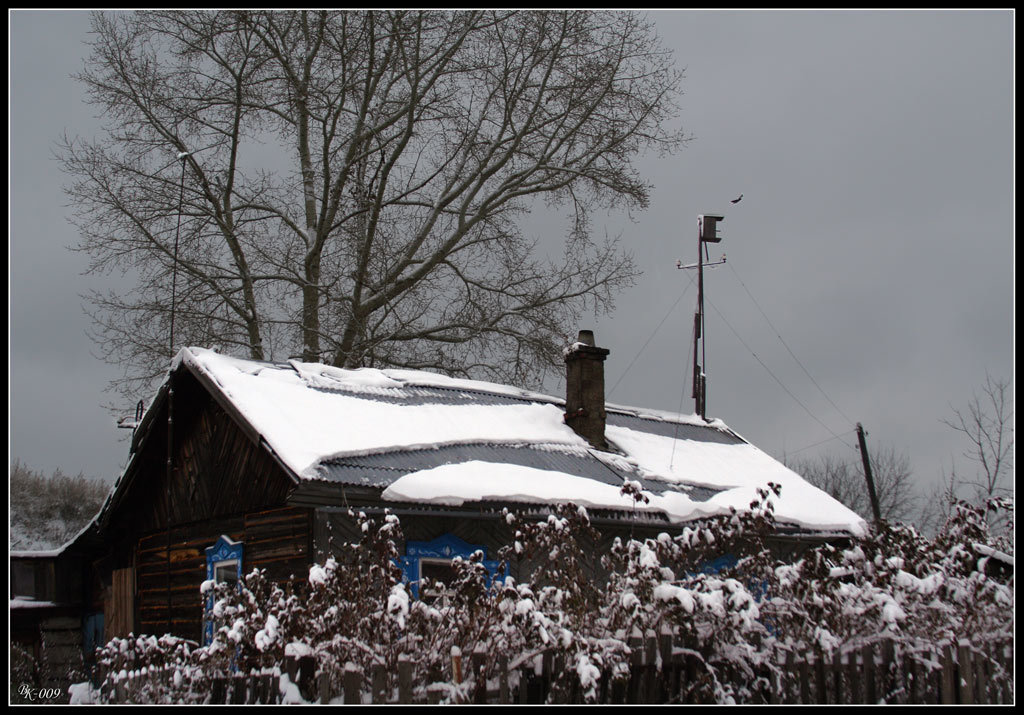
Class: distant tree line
9,460,110,551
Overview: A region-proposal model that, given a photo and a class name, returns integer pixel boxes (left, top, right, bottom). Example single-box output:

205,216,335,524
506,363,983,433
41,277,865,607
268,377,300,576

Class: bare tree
60,10,685,401
940,373,1014,504
789,446,918,524
922,374,1015,535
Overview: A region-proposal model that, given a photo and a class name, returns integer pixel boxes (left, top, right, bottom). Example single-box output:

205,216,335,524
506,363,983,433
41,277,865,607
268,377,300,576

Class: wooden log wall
135,507,311,642
39,616,84,689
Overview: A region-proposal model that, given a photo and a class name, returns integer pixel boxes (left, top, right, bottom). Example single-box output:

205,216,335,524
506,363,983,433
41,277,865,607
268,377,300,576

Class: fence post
940,644,956,704
451,650,463,686
318,670,331,704
659,632,676,702
847,649,859,704
958,644,974,705
973,648,989,704
518,666,530,704
831,649,843,704
210,676,225,704
344,665,362,705
782,649,795,704
862,643,876,704
643,633,658,703
471,650,488,703
610,670,626,704
627,635,644,703
998,639,1012,704
398,658,414,704
371,663,387,704
542,650,553,703
798,657,810,704
881,639,896,703
497,655,509,704
232,674,248,704
903,651,918,704
813,647,827,704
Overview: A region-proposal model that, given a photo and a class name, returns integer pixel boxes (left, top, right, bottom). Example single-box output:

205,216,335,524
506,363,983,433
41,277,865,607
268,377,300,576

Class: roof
167,348,866,536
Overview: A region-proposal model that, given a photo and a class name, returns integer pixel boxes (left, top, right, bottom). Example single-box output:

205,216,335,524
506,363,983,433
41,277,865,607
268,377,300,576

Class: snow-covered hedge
83,488,1013,704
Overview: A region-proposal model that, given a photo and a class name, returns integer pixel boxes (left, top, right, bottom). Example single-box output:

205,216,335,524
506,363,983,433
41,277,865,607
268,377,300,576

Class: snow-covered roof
171,348,866,536
9,598,61,610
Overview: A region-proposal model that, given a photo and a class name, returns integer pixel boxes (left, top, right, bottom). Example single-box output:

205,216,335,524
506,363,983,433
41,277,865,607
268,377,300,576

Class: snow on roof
10,549,66,559
9,598,61,610
178,347,867,536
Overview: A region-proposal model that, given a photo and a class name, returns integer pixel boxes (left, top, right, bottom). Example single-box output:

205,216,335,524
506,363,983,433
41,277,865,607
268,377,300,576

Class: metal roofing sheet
314,442,722,502
304,378,742,446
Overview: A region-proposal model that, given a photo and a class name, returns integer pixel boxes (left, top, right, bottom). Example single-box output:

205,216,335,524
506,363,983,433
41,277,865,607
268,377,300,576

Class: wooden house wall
314,508,610,586
97,368,313,642
135,507,312,642
116,372,294,534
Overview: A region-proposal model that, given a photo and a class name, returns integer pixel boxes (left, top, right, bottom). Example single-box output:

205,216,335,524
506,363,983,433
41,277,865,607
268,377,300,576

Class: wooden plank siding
105,568,135,640
134,508,311,642
106,369,295,538
94,368,314,643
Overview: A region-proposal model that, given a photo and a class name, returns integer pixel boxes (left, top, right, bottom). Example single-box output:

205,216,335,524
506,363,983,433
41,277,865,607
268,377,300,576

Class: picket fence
100,635,1013,705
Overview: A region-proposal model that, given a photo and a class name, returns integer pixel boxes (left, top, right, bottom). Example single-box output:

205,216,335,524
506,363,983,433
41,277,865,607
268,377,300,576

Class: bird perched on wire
730,194,743,204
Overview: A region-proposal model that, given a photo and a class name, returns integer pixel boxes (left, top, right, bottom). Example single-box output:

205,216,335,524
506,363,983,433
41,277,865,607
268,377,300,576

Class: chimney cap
577,329,596,347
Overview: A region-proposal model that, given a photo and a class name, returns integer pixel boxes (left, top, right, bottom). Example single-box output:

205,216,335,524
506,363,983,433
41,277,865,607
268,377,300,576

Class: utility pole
856,422,882,525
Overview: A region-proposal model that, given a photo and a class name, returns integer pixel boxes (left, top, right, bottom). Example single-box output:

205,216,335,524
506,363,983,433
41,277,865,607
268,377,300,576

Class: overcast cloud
9,10,1014,513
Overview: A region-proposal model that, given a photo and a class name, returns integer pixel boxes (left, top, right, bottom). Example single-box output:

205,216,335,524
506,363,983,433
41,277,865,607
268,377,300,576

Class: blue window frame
398,533,499,599
203,535,243,645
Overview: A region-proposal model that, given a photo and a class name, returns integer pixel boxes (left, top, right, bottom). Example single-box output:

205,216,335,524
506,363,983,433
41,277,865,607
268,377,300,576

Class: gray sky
9,10,1014,514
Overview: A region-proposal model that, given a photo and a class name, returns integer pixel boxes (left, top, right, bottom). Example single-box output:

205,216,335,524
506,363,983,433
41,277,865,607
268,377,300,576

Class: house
10,330,866,668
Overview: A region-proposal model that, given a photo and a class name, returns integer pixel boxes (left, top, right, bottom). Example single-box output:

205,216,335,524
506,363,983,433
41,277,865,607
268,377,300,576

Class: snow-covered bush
80,490,1012,704
90,633,202,704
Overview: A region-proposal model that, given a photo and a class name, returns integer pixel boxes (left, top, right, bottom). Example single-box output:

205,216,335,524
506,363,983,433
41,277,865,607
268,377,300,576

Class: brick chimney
563,329,610,450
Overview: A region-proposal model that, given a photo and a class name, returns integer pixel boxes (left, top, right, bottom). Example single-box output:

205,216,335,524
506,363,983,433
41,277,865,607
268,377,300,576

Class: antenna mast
170,151,189,354
678,213,725,420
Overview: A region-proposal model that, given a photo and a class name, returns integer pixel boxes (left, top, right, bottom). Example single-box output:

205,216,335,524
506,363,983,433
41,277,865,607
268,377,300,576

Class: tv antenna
676,213,725,420
170,150,190,354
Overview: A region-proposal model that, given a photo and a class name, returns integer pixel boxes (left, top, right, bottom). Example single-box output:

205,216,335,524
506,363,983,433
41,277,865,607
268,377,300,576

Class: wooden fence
99,636,1013,705
769,639,1014,705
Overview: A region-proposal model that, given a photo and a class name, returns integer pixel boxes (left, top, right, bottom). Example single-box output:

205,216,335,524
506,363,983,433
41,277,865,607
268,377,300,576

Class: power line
728,262,855,427
784,429,859,458
607,273,696,398
705,296,856,451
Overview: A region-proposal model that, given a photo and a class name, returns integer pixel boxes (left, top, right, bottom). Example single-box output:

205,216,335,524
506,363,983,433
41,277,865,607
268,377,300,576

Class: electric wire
783,429,859,458
607,273,697,398
728,262,855,427
670,303,697,470
705,296,856,451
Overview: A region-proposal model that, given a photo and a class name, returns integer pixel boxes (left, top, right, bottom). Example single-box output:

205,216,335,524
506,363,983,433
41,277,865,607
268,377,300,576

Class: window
398,533,499,600
10,559,55,601
204,536,243,645
11,561,36,599
213,559,240,586
418,558,459,606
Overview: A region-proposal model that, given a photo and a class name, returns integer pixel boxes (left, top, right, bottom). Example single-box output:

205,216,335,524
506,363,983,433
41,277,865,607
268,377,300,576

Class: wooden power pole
856,422,882,524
